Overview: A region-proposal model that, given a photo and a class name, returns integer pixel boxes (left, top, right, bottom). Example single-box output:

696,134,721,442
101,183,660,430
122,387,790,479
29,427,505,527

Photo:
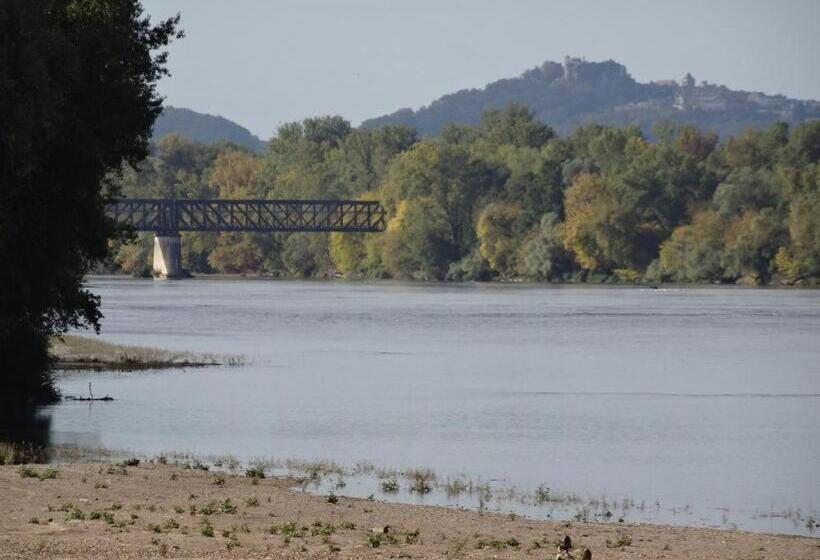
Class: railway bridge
106,198,386,277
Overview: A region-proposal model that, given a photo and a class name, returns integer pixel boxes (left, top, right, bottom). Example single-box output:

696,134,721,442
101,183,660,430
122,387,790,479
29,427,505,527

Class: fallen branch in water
63,383,114,401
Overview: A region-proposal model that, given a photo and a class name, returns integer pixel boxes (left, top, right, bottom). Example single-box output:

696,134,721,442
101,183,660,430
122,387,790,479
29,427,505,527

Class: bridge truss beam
106,199,387,234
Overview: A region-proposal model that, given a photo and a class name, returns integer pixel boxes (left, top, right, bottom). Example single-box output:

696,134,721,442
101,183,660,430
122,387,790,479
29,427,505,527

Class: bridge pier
152,233,183,278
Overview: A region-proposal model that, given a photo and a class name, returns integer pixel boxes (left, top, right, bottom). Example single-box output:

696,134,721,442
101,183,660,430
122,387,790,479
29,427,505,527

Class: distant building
653,80,678,87
562,55,584,82
675,85,728,112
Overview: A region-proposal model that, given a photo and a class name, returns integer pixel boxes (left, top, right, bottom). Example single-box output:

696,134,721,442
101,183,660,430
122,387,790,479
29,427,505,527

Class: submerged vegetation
113,109,819,286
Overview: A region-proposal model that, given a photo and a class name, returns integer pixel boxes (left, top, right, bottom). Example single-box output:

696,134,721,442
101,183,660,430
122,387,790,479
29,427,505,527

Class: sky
141,0,820,139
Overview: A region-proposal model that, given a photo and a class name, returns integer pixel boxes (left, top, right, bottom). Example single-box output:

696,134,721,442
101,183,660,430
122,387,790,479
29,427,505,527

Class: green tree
0,0,181,402
519,213,575,281
659,210,727,282
381,142,503,256
721,209,786,283
381,198,458,280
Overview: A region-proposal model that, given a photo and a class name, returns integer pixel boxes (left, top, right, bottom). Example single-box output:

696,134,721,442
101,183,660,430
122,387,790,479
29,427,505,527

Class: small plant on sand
122,458,140,467
367,531,397,548
381,478,399,493
200,518,214,537
269,520,304,538
310,521,336,536
39,467,58,480
219,498,237,514
326,492,338,504
447,537,469,558
106,464,128,476
212,474,226,486
245,465,265,479
162,518,179,530
606,533,633,548
28,517,40,524
244,496,259,507
16,465,55,480
198,501,216,515
64,506,85,522
225,534,241,549
18,465,38,478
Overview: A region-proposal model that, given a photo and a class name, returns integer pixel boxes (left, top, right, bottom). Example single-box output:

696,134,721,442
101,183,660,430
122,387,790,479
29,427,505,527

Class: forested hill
152,106,266,152
362,57,820,138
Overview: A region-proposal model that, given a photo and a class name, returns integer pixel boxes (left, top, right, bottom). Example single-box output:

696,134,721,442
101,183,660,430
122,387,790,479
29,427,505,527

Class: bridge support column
152,232,183,278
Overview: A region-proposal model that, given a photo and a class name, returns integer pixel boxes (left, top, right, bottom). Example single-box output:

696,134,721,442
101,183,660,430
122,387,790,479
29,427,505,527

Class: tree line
113,104,820,285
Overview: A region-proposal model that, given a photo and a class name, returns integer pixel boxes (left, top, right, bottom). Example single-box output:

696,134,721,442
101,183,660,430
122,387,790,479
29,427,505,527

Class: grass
18,465,58,480
49,334,243,371
0,442,48,465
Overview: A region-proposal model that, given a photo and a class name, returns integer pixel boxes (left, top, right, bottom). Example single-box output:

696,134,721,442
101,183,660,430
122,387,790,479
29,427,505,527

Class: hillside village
362,56,820,138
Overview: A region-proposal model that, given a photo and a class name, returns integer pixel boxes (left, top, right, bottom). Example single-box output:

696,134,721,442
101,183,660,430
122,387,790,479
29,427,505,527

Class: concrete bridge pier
152,232,183,278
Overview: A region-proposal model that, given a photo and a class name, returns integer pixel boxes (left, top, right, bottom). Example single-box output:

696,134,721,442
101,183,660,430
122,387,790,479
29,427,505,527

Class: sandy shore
0,463,816,559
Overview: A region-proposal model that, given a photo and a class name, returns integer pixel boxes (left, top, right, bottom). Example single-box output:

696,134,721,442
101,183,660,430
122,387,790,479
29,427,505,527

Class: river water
43,277,820,535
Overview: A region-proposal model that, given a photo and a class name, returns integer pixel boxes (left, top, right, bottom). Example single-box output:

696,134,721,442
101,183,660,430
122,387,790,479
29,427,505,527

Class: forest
113,105,820,285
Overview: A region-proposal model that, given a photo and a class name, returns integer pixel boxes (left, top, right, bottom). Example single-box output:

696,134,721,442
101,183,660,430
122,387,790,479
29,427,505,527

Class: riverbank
50,335,241,371
0,462,816,560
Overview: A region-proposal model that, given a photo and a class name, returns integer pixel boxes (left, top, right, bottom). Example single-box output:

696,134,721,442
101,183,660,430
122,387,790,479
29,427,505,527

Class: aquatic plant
406,468,435,494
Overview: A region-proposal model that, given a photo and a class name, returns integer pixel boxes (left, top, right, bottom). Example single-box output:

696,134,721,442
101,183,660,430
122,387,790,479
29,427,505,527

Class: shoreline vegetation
110,115,820,288
91,271,820,288
49,334,243,372
0,455,816,559
2,446,817,534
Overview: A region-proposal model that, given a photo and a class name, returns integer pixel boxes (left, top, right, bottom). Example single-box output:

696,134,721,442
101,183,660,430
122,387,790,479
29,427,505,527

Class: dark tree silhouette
0,0,182,403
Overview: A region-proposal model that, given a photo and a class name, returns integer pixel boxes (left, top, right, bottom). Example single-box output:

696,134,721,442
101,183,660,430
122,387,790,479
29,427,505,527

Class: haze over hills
154,58,820,146
361,57,820,138
152,106,266,152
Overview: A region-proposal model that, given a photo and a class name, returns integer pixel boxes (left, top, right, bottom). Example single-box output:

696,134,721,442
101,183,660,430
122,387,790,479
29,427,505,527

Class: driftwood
64,382,115,402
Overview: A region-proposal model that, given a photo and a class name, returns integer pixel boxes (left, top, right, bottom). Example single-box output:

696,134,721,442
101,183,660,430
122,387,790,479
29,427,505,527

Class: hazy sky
141,0,820,139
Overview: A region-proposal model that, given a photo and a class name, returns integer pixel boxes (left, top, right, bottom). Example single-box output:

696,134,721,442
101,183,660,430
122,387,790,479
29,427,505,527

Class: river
42,277,820,535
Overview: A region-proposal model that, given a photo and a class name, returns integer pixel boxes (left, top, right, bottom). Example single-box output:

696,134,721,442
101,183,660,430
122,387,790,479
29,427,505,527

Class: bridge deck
106,199,386,233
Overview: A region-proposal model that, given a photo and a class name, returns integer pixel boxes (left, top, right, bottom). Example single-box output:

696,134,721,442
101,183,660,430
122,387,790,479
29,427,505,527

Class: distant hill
152,106,266,152
362,57,820,138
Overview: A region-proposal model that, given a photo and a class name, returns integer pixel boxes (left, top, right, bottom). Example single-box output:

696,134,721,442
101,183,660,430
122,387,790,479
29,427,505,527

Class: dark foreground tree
0,1,181,403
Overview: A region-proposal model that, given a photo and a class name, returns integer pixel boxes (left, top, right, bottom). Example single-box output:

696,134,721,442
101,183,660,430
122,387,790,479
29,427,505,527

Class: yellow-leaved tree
476,202,522,276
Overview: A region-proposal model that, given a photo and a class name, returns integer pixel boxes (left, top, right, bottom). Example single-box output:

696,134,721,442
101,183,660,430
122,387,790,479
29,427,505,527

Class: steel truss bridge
106,198,387,234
